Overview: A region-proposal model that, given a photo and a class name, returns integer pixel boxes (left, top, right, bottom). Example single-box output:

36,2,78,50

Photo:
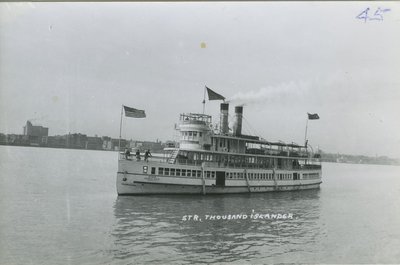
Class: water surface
1,146,399,264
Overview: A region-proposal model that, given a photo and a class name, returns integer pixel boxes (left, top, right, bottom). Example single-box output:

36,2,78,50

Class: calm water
1,146,400,264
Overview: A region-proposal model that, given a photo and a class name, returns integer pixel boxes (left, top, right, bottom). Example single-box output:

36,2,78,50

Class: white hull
116,103,323,195
116,160,322,195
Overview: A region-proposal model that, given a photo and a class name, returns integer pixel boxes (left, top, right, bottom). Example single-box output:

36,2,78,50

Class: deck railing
120,152,321,170
119,152,167,163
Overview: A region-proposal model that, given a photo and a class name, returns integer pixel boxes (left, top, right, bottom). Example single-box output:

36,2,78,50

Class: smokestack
220,103,229,134
233,106,243,136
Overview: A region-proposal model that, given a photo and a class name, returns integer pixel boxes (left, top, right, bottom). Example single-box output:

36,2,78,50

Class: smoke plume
228,80,311,105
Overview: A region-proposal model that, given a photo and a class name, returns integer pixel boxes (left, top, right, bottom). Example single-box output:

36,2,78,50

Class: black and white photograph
0,1,399,264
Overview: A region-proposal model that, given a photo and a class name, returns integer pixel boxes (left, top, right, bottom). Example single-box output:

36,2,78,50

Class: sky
0,2,399,158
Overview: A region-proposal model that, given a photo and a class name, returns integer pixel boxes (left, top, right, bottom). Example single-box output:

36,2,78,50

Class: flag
308,113,320,120
206,86,225,101
124,105,146,118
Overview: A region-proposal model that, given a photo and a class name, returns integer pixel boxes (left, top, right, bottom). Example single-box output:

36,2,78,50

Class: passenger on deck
144,150,152,162
136,150,141,161
292,159,300,168
125,148,131,160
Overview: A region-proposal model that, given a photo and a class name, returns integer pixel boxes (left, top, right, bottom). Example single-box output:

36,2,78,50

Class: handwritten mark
356,7,391,22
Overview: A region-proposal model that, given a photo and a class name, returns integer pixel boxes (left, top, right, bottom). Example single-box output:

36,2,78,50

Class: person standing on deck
125,148,131,160
144,150,152,162
136,149,141,161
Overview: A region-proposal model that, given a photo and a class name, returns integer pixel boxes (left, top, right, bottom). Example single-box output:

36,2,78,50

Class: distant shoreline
1,143,398,167
0,143,118,153
0,143,165,153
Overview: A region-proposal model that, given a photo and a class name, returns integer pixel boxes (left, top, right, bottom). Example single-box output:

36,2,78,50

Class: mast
118,105,123,152
304,117,309,147
202,86,206,114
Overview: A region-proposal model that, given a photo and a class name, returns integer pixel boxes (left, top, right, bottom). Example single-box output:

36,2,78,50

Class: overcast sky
1,2,399,157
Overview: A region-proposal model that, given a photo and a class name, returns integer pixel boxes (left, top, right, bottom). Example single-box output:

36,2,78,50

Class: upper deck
118,149,321,171
180,113,212,125
119,103,321,170
177,110,310,158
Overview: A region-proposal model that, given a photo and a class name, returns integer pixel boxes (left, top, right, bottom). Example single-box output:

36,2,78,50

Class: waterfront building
23,121,49,145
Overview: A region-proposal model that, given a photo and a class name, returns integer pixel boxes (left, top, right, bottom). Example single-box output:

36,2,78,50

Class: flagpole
202,86,206,114
119,105,123,153
304,115,309,146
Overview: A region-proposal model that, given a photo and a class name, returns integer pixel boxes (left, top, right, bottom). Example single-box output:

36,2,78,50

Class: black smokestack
220,103,229,134
233,106,243,136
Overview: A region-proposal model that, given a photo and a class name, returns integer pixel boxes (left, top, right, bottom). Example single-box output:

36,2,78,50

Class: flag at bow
307,113,320,120
124,105,146,118
206,86,225,101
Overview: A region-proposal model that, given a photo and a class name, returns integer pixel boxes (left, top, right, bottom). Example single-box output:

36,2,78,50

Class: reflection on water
112,190,324,263
2,147,399,264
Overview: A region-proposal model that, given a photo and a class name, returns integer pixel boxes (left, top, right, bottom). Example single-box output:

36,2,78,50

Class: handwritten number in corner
356,7,391,22
356,7,370,23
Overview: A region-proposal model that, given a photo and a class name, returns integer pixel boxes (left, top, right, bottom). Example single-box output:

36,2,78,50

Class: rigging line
242,115,262,138
225,113,262,139
226,112,253,134
226,113,235,132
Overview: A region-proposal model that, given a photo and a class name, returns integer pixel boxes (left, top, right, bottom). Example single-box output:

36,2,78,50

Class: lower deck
116,160,322,195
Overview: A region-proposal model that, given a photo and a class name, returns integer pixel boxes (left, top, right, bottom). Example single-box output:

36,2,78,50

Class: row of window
277,173,293,180
157,167,212,178
192,153,213,161
178,151,298,168
183,151,273,164
146,166,315,180
227,172,274,180
302,173,320,179
181,131,203,142
181,131,203,137
228,173,293,180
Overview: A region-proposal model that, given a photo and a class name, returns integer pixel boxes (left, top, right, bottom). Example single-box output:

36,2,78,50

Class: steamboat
117,103,322,195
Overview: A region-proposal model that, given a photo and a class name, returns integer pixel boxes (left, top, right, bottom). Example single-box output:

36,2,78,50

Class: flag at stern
123,105,146,118
307,113,320,120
